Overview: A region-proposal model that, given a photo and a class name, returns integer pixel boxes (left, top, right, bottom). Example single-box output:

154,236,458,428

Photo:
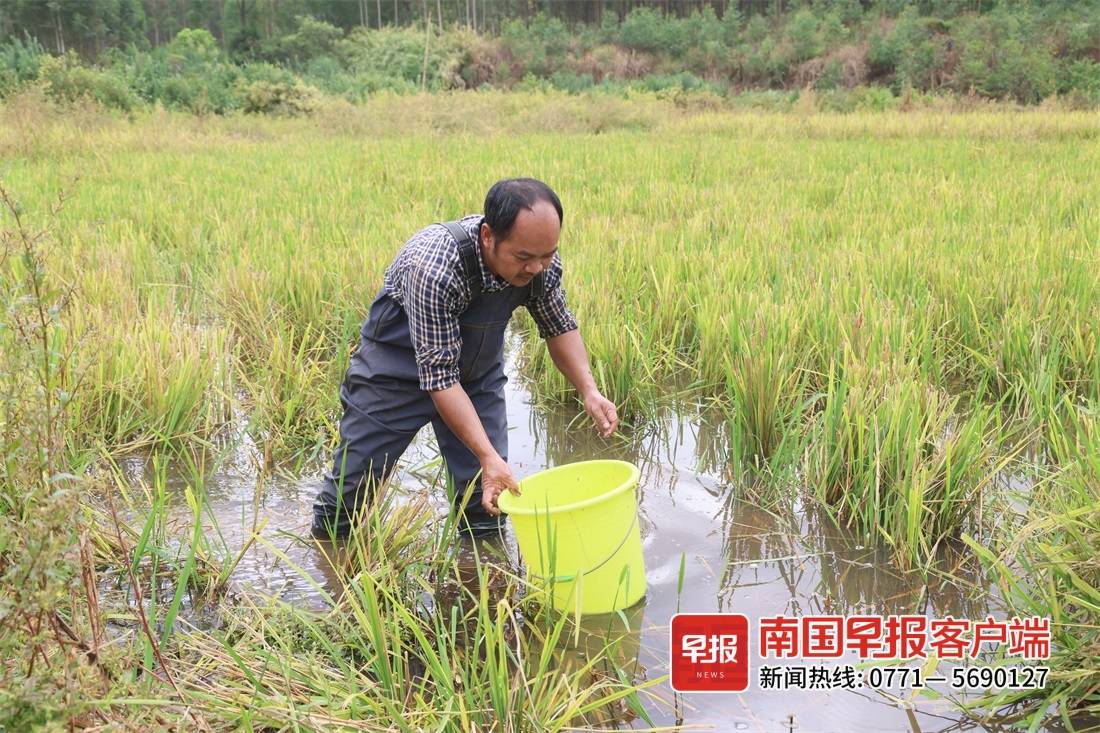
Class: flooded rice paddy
112,338,1032,732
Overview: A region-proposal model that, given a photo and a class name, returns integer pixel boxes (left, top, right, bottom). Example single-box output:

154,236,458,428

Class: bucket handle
528,512,639,584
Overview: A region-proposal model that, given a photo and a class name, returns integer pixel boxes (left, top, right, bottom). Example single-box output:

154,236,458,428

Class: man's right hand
480,454,520,516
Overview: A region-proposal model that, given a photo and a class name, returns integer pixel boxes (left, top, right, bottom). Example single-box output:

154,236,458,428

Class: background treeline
2,0,1100,113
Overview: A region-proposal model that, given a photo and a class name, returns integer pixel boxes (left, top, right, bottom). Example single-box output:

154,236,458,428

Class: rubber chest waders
311,221,545,538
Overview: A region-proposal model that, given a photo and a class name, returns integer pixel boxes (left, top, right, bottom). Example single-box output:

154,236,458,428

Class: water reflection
528,396,731,480
715,498,989,620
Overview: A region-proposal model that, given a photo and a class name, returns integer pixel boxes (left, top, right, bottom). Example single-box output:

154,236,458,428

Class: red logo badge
670,613,750,692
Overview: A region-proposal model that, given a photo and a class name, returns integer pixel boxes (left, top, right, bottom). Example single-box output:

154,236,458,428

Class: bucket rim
501,459,640,516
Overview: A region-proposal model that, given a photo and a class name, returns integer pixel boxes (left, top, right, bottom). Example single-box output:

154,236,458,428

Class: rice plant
964,402,1099,728
808,362,1006,569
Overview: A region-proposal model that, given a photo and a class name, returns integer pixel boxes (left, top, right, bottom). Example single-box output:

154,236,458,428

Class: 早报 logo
670,613,750,692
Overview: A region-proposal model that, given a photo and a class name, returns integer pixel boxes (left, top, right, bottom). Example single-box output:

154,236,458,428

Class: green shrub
276,16,344,64
634,71,717,94
241,79,319,115
514,72,551,93
866,25,899,79
157,72,241,114
787,8,822,63
675,8,728,75
37,54,136,112
298,55,365,99
815,85,898,112
165,28,224,71
729,88,798,111
98,44,157,103
1058,58,1100,98
720,6,744,45
619,7,667,53
850,84,899,111
500,18,549,77
125,28,245,113
868,7,944,91
336,26,465,92
0,35,46,97
833,0,865,26
815,58,845,90
818,10,849,48
743,13,771,44
1063,16,1100,60
548,70,594,93
681,6,724,50
953,9,1057,103
734,32,791,87
239,61,299,86
499,12,573,77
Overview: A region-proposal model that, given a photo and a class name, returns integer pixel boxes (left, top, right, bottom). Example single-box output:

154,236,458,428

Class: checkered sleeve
402,252,465,391
527,253,579,339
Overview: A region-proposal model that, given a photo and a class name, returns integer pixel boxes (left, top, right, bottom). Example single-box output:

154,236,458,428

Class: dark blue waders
311,222,544,539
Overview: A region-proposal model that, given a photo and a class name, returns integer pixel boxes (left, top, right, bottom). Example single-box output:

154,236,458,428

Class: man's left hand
583,391,619,438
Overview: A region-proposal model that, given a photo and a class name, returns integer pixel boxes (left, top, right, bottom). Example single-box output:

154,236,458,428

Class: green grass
964,401,1100,729
149,480,668,730
807,362,1010,569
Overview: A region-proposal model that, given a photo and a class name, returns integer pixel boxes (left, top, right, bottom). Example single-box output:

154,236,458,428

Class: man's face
480,200,560,287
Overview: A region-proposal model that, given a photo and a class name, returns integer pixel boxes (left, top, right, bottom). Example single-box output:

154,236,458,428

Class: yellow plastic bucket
499,460,646,615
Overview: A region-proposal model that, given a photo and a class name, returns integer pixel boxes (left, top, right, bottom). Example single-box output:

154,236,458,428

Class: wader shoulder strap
439,221,482,299
438,219,546,299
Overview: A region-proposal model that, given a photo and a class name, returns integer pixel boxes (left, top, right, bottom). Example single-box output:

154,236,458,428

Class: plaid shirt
382,214,578,391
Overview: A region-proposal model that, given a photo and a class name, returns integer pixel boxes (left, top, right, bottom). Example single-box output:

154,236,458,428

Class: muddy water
117,338,1018,732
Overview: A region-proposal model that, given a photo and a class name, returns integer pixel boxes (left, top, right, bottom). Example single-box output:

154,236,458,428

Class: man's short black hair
483,178,563,241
